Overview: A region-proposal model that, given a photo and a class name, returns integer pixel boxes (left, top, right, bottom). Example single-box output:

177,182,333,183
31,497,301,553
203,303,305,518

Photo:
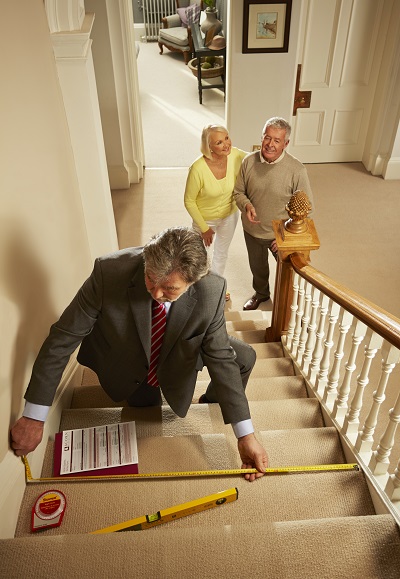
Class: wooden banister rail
265,210,400,347
290,252,400,350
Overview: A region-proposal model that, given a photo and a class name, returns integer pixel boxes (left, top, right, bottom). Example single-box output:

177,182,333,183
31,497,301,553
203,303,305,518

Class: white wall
226,0,301,152
0,0,95,537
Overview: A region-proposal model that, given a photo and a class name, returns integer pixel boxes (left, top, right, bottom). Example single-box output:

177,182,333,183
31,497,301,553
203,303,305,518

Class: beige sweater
233,151,314,239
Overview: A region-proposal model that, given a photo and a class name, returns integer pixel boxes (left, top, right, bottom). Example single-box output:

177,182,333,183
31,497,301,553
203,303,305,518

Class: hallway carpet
136,40,225,168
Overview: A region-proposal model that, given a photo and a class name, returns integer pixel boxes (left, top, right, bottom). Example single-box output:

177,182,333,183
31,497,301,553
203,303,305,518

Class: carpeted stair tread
81,367,100,386
60,398,324,436
226,319,269,332
251,356,295,376
15,469,375,538
196,356,293,383
5,515,400,578
71,384,128,409
39,427,345,479
258,427,346,466
194,375,307,401
224,309,269,322
72,374,306,410
228,329,268,343
251,341,285,358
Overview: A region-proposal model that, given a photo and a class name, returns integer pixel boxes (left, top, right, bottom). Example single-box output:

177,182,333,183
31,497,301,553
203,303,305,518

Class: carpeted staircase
2,311,400,578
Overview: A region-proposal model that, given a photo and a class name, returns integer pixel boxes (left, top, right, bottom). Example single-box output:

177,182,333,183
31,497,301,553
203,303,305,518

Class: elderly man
234,117,314,310
11,226,268,481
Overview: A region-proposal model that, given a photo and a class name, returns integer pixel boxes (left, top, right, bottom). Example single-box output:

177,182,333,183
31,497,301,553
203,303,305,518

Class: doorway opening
134,1,228,168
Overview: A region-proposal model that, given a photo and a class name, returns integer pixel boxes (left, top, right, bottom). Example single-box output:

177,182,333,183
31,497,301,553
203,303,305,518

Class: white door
289,0,387,163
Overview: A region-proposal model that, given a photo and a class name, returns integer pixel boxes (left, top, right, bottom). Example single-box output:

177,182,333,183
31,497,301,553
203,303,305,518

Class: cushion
159,27,190,47
176,7,188,28
185,3,201,25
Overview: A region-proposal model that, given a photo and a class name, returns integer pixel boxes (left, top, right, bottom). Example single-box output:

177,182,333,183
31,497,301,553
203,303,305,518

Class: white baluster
369,388,400,475
301,287,320,374
332,319,367,423
286,272,299,350
308,294,329,387
315,300,340,397
342,330,383,434
356,343,400,452
296,281,312,364
385,458,400,500
322,308,353,406
291,277,305,357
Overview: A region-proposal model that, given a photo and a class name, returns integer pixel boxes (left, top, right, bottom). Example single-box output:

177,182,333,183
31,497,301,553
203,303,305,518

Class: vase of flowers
201,0,222,35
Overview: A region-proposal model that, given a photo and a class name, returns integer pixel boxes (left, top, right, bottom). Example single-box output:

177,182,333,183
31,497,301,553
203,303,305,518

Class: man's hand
238,433,269,482
271,239,278,253
202,228,215,247
10,417,44,456
245,203,261,224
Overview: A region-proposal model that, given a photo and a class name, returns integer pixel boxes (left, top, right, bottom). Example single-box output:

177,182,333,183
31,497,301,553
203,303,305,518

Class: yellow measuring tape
91,487,238,534
22,456,359,483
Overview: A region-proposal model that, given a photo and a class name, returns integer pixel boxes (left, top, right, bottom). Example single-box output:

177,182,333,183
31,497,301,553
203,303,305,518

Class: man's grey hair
201,124,229,159
262,117,291,141
143,226,209,285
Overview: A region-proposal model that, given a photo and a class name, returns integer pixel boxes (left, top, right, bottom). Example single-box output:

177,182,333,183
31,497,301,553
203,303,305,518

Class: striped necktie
147,300,167,387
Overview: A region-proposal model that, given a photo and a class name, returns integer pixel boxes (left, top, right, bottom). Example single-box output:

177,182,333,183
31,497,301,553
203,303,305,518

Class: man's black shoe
243,294,270,311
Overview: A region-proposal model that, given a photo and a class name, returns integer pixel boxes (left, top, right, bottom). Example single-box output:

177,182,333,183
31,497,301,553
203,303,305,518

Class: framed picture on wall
242,0,292,54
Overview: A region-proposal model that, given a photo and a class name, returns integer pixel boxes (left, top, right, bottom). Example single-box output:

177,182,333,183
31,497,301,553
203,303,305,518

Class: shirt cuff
231,419,254,439
23,402,50,422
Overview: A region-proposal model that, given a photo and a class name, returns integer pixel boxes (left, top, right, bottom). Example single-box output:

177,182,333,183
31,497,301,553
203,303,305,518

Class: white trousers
193,211,239,277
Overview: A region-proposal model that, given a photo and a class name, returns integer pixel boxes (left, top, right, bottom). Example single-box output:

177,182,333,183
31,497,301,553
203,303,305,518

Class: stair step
252,356,294,376
251,341,284,358
196,355,293,384
75,359,294,414
226,319,268,332
228,329,268,343
15,469,375,538
5,515,400,578
60,399,324,437
71,384,127,409
72,374,306,410
39,427,344,479
81,367,100,386
194,375,307,401
224,309,269,322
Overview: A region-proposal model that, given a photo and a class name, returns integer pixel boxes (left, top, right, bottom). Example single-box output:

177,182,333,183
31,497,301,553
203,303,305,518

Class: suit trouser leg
203,336,256,402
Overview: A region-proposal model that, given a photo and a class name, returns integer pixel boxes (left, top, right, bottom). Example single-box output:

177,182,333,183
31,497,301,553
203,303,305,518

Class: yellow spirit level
91,487,238,534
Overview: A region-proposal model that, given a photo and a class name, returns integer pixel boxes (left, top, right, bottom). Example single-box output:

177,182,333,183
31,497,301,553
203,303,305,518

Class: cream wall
226,0,301,151
0,1,96,537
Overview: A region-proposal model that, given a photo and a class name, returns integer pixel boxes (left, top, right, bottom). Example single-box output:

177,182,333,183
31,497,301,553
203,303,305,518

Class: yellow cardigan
184,147,248,233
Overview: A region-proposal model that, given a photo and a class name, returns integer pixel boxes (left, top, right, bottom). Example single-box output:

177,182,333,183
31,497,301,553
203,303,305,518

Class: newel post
265,192,320,342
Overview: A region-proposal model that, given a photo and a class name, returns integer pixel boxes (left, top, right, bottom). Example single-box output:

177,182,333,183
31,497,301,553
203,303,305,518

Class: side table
190,24,225,105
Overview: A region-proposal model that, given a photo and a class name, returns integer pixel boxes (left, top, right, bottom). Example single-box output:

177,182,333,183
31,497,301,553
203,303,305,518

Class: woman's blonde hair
201,124,229,159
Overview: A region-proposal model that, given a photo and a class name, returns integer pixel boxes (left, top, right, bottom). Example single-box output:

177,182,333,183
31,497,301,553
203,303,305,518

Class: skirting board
0,357,83,538
108,160,144,189
134,23,145,42
383,157,400,180
365,153,400,180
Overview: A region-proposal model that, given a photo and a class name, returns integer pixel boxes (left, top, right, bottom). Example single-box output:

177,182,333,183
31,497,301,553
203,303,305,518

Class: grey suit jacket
25,247,251,425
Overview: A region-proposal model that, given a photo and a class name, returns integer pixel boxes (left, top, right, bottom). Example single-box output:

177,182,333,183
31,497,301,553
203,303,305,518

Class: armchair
158,1,202,65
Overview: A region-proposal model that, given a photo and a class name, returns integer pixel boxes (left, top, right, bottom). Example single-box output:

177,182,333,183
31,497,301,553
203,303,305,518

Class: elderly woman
184,124,248,301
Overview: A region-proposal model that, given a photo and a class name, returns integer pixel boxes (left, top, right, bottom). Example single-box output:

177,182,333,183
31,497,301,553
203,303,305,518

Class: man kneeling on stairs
11,226,268,481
